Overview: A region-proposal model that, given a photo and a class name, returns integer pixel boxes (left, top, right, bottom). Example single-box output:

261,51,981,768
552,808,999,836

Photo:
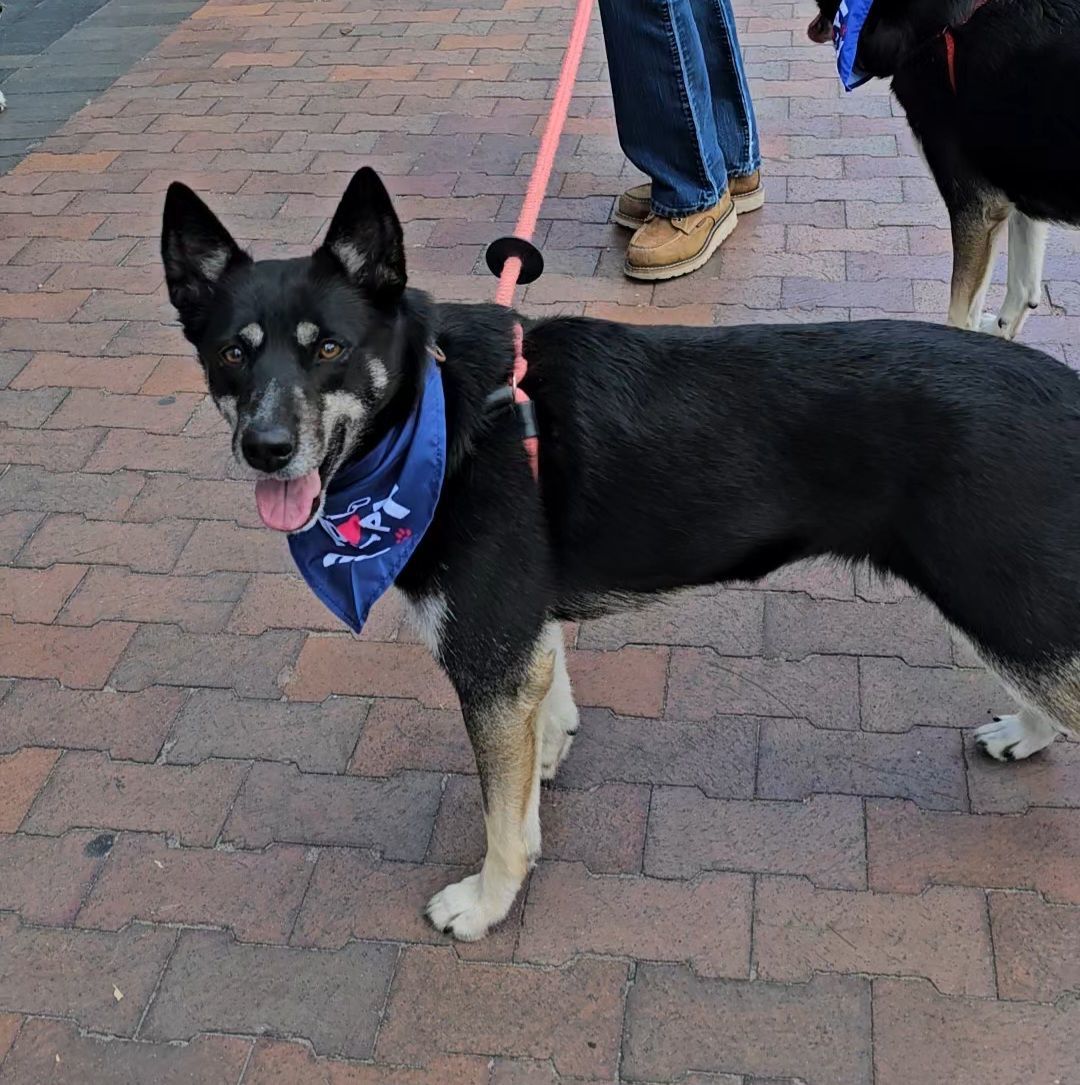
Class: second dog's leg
986,211,1048,339
537,621,579,779
975,705,1060,761
974,653,1079,761
946,195,1009,330
427,645,553,941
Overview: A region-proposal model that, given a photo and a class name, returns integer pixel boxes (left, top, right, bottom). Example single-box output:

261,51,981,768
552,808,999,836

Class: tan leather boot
613,170,764,229
623,191,737,281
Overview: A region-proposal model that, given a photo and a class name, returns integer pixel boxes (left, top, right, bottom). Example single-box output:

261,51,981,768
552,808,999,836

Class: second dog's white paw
979,311,1009,337
426,873,514,942
974,714,1056,762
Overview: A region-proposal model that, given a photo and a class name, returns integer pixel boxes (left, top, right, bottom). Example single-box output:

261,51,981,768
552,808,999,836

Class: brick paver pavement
1,0,1079,1082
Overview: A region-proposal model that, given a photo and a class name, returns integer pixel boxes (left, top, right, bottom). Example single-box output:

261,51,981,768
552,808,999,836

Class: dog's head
161,168,410,533
806,0,917,76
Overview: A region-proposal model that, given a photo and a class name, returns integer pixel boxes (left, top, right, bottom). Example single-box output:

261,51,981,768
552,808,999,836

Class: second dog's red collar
943,0,994,92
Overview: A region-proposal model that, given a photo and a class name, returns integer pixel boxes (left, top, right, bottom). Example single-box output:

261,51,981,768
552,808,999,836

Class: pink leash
489,0,594,479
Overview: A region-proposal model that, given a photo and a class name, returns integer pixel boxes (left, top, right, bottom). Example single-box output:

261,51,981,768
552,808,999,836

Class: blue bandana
833,0,873,91
288,356,446,633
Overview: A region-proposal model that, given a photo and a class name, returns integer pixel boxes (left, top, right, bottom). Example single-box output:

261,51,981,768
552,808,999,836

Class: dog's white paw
979,311,1010,337
0,91,7,113
974,714,1056,762
426,873,513,942
539,697,578,780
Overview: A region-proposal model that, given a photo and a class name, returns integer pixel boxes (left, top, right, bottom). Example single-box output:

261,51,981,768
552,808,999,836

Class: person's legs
598,0,725,216
599,0,762,278
691,0,760,183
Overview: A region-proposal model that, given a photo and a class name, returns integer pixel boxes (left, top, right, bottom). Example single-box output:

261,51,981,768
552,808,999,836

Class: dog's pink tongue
254,470,322,532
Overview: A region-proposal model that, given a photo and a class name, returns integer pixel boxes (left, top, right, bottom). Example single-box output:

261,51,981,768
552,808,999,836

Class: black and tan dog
161,169,1080,941
808,0,1080,340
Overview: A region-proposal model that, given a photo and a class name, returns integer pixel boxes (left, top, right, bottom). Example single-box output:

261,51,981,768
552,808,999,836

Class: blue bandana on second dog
833,0,873,91
288,356,446,634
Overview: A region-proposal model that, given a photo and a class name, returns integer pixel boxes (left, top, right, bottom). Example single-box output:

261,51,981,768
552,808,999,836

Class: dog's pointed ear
317,167,406,305
161,182,249,331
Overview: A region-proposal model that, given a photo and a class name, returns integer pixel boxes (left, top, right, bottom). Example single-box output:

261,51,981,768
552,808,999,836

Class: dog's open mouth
807,14,832,42
252,424,347,533
254,471,323,532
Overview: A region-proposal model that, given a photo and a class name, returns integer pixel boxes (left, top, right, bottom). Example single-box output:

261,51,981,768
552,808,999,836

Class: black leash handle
485,236,545,285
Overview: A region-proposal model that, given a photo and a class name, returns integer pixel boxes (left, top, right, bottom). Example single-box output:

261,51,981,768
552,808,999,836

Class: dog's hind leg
975,706,1061,761
975,656,1080,762
536,621,579,780
426,641,554,941
986,211,1048,340
946,191,1010,331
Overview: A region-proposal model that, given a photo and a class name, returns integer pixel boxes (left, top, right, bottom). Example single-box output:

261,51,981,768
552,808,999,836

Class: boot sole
612,184,764,230
731,184,765,214
612,207,650,229
622,203,738,282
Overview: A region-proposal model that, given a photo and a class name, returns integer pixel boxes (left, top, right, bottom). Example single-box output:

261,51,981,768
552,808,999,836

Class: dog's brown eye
317,339,344,361
219,345,244,366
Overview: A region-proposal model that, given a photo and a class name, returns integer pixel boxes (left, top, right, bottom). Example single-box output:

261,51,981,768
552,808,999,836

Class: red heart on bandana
336,514,363,546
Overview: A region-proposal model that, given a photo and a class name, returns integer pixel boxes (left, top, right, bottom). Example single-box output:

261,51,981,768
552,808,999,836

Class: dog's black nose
242,426,295,473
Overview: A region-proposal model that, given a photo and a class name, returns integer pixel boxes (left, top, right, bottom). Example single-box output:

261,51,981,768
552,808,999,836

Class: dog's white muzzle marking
214,394,238,427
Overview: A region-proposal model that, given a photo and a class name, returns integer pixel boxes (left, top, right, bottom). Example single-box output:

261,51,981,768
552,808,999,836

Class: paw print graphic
394,527,413,544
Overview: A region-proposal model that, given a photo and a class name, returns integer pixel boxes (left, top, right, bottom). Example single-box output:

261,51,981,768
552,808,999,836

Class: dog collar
286,353,447,633
942,0,994,93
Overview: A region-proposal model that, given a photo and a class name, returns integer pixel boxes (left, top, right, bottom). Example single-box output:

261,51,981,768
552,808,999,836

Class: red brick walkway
1,1,1079,1082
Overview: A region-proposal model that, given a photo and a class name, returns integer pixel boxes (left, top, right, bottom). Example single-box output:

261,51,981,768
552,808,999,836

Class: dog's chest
400,589,449,658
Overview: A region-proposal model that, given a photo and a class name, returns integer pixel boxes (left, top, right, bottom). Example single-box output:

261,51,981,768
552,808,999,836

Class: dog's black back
414,310,1080,676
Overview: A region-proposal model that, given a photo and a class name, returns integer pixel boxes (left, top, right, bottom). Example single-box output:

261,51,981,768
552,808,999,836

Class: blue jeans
598,0,760,217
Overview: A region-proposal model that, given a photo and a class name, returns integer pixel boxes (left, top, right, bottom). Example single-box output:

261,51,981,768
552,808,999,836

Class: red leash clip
511,322,539,481
481,0,594,482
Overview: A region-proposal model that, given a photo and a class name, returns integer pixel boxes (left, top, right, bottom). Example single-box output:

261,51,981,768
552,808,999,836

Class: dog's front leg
989,211,1048,340
947,195,1009,331
426,644,554,942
